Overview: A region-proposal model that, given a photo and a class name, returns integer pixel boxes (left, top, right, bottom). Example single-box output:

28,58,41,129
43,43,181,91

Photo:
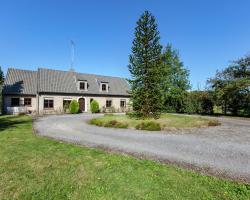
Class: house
2,68,130,114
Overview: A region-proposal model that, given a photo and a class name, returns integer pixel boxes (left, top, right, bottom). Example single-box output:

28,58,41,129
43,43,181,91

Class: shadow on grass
0,115,30,132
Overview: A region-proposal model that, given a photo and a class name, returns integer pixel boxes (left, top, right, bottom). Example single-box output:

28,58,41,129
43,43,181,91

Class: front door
78,98,85,112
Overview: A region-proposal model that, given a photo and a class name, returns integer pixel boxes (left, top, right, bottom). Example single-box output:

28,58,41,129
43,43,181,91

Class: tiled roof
3,68,130,96
3,68,37,95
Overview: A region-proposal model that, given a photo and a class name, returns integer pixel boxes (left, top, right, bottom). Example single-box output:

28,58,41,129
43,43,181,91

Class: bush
90,100,100,113
90,119,128,129
104,120,128,128
208,120,221,126
135,121,161,131
89,118,103,126
69,100,79,114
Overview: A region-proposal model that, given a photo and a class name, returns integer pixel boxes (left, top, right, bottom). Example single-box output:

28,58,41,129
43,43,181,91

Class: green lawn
90,113,220,130
0,115,249,200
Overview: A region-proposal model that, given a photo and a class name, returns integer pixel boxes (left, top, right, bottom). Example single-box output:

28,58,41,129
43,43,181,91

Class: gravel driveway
33,114,250,182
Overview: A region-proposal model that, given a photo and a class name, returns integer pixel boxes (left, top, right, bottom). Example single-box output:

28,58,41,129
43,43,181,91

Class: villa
2,68,130,114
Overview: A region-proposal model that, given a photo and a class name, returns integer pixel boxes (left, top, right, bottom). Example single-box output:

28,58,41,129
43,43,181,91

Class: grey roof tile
3,68,130,96
3,68,37,95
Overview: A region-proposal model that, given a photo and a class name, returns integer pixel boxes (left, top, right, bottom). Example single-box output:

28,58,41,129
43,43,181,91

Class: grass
0,115,249,199
89,113,220,130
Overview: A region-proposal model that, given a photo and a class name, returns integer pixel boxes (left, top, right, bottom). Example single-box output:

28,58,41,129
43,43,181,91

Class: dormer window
101,82,108,92
79,81,88,91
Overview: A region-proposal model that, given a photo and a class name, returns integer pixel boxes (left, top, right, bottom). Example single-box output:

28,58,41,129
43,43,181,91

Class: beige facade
38,94,130,114
4,96,37,114
4,94,130,114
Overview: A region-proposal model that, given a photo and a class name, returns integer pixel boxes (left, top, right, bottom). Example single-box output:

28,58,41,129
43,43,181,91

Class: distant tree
0,67,3,86
0,67,4,114
161,45,190,113
185,91,214,114
128,11,163,118
208,54,250,116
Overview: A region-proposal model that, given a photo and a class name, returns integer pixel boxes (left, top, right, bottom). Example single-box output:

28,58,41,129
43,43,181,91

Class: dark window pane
63,100,71,109
11,98,20,106
24,98,32,106
44,99,54,109
120,100,126,108
102,84,107,91
80,82,85,90
49,101,53,108
106,100,112,107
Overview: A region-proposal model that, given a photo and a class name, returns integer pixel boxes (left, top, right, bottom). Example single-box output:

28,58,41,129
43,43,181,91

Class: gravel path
33,114,250,182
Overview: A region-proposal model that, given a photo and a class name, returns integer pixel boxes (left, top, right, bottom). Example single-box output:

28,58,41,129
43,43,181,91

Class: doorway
78,98,85,112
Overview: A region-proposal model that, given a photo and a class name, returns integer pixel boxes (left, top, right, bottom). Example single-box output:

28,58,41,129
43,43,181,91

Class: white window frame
78,81,88,91
43,98,54,109
101,83,108,92
63,98,72,110
106,99,112,107
120,99,126,108
24,97,32,107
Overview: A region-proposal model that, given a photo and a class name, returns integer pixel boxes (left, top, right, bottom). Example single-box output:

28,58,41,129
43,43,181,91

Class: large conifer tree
128,11,163,118
0,66,4,114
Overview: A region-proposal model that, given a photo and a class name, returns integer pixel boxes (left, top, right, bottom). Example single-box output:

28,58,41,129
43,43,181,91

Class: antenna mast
70,40,75,71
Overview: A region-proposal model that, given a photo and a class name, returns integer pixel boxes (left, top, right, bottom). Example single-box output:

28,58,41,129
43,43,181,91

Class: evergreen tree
0,66,4,114
161,45,190,113
128,11,163,118
0,66,3,86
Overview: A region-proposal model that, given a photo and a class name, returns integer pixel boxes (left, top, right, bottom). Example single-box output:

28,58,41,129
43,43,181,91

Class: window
120,100,126,108
101,83,108,91
11,98,20,106
79,81,88,91
106,100,112,107
24,98,32,106
79,81,87,90
90,98,93,103
63,99,71,110
44,99,54,109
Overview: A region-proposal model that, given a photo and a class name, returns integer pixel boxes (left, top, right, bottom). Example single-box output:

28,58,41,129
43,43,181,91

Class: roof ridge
8,67,37,73
38,67,127,80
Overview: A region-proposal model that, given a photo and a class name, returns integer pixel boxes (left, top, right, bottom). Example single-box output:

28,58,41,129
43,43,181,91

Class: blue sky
0,0,249,89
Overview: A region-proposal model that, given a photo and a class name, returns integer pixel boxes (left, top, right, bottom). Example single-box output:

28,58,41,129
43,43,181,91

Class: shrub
90,119,128,129
104,120,128,128
69,100,79,114
135,121,161,131
208,120,221,126
89,118,103,126
104,120,117,127
90,100,100,113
